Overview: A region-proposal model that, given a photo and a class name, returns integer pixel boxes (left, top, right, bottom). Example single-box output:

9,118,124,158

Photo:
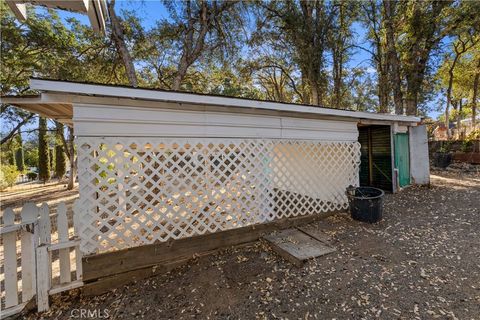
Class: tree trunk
1,113,34,145
108,0,137,87
405,89,418,116
378,69,389,113
456,99,463,139
55,122,66,179
311,84,319,106
403,1,449,117
472,58,480,130
405,68,423,116
66,127,76,190
172,57,189,91
446,52,461,138
383,0,403,114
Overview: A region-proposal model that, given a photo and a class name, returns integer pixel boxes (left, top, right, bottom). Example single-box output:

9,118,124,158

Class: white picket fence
0,201,83,318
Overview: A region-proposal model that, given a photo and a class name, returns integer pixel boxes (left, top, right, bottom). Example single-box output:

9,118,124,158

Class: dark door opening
358,125,393,192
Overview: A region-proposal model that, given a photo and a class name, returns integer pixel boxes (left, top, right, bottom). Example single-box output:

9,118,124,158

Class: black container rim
353,187,385,200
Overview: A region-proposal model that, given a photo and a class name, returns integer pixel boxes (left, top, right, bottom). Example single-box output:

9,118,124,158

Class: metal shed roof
0,78,421,125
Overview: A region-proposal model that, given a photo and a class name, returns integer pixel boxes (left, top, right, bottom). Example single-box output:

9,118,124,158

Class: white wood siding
409,125,430,185
73,104,359,141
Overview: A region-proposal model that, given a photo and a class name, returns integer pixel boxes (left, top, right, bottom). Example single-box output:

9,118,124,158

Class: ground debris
21,171,480,319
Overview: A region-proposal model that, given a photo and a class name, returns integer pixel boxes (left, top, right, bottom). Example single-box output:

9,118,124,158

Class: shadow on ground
24,171,480,319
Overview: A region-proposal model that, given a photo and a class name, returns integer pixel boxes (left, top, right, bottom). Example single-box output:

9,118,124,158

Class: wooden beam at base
83,212,338,283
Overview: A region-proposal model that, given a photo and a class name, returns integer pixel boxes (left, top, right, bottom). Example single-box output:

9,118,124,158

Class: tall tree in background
400,1,451,115
264,0,334,106
108,0,138,86
57,125,76,189
444,33,478,137
328,0,357,109
383,0,403,114
14,131,25,172
55,122,67,179
161,0,240,90
362,0,389,112
38,117,50,182
472,58,480,129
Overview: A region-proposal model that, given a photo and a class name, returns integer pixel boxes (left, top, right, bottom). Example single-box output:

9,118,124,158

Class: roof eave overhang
28,79,422,124
0,94,73,126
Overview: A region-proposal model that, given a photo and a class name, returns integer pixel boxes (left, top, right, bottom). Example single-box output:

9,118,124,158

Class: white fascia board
30,79,421,123
6,1,27,20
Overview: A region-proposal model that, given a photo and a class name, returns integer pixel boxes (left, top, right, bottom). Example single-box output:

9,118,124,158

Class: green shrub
0,164,19,190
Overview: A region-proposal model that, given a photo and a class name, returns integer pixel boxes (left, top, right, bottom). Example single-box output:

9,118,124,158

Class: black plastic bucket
433,152,452,168
346,187,384,223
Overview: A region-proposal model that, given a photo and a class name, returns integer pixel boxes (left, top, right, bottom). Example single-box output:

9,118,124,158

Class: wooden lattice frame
76,138,361,253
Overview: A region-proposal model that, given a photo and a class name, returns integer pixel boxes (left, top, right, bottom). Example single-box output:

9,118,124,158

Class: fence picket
2,201,83,316
3,208,19,308
73,201,83,281
36,246,50,312
20,202,38,302
36,203,52,312
57,202,71,284
38,203,51,245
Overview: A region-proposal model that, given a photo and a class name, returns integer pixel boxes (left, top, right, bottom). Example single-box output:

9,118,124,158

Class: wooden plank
83,212,336,281
0,301,29,319
57,203,71,284
82,259,187,296
38,203,51,245
5,1,27,21
3,208,19,308
296,226,332,245
49,280,83,295
75,243,83,281
72,200,84,281
83,243,252,296
263,229,336,267
20,203,38,303
48,239,80,251
36,246,51,312
0,223,24,235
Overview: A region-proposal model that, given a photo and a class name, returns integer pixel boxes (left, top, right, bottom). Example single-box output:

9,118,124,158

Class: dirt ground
19,170,480,319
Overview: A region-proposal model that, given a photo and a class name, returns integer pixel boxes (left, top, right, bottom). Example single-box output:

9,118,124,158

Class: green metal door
394,133,410,187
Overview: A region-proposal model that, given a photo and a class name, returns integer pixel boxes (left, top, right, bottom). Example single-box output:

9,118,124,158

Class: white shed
2,78,430,255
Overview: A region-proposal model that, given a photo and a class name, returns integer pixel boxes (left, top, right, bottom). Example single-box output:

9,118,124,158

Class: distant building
432,123,448,141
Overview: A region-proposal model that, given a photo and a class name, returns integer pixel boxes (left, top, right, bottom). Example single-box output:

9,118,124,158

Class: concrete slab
263,229,336,267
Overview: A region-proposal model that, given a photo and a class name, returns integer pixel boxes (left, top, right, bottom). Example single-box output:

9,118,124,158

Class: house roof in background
5,0,107,34
0,78,422,125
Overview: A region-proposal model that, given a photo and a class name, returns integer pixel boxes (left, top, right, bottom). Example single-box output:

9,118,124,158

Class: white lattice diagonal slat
76,138,361,253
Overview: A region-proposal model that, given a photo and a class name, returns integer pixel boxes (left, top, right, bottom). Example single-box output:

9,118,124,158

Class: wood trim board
82,212,339,294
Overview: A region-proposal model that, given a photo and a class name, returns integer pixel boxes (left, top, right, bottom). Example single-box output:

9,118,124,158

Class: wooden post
73,200,83,281
36,246,50,312
57,202,71,284
36,203,52,312
20,202,38,302
38,203,51,245
3,208,19,308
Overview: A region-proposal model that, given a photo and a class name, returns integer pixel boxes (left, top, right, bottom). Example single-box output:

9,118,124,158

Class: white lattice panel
76,138,360,253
